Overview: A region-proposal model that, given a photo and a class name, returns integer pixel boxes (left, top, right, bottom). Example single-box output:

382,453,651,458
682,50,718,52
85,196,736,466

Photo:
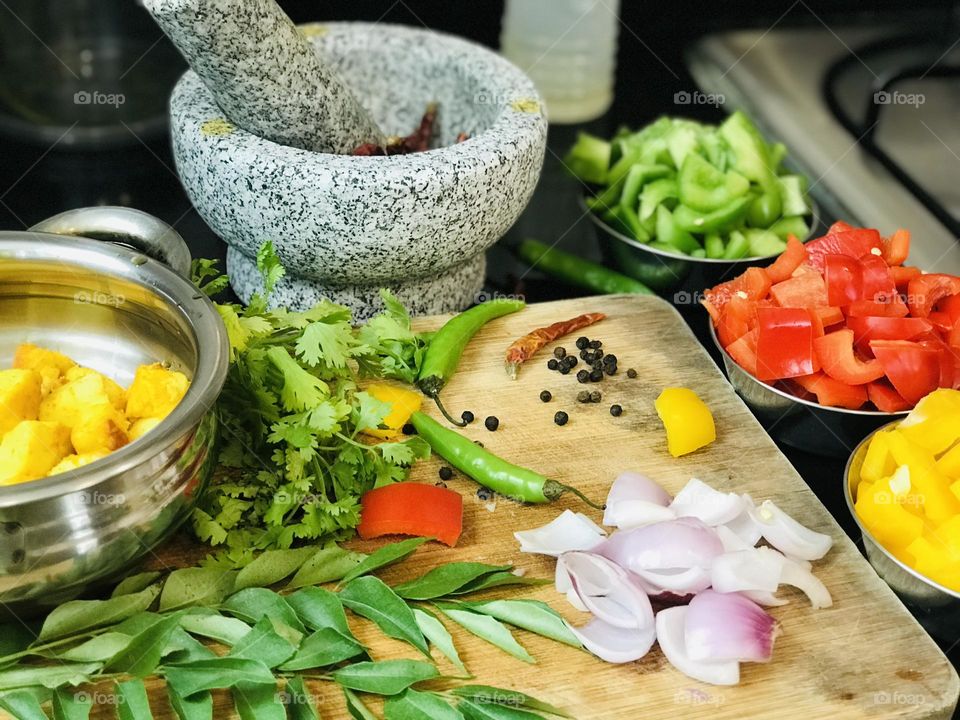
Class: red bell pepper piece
716,294,754,347
814,305,845,327
907,273,960,318
846,315,932,350
770,270,829,308
860,254,896,303
889,265,922,290
704,267,772,312
880,228,910,266
847,297,910,318
793,372,868,409
756,307,819,380
869,339,942,405
725,327,759,377
813,329,885,385
358,482,464,547
804,228,882,271
824,254,864,306
827,220,854,234
867,381,911,412
764,235,808,283
949,317,960,348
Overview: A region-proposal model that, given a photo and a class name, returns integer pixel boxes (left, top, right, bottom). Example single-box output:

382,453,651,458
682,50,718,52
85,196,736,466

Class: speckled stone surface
227,245,487,321
170,22,547,317
145,0,382,153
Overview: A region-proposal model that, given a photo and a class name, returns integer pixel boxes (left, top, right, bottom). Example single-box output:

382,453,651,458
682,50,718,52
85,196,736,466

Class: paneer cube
129,417,162,442
40,372,116,428
0,420,72,484
0,368,42,436
125,364,189,419
13,343,76,376
64,366,126,411
71,404,129,454
49,452,108,476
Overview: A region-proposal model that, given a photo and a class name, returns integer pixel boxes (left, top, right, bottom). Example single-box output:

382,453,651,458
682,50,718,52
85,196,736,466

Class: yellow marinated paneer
13,344,76,397
0,420,72,484
71,404,129,454
0,368,42,437
49,452,108,475
64,366,126,411
125,364,190,419
40,372,119,428
129,417,163,442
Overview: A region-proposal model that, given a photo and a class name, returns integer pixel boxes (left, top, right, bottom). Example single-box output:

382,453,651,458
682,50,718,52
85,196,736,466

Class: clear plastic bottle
500,0,620,124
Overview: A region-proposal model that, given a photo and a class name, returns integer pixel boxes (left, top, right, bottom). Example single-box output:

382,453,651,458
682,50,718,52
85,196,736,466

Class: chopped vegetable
654,387,716,457
362,383,423,440
357,482,463,547
505,312,606,379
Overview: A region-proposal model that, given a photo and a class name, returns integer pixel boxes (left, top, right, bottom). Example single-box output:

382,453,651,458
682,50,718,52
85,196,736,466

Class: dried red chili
505,312,606,379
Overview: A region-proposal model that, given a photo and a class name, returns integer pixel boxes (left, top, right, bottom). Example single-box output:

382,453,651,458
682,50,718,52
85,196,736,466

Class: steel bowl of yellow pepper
845,388,960,638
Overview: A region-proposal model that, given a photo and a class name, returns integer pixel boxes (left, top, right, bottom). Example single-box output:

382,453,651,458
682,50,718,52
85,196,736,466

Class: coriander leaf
266,347,329,412
296,321,355,369
286,587,352,635
451,686,572,718
394,563,512,601
464,600,581,648
353,391,392,432
413,608,467,675
338,577,428,656
52,686,91,720
116,679,153,720
332,659,438,696
283,676,320,720
221,588,305,634
434,605,534,664
256,240,285,297
233,681,286,720
378,436,430,466
234,546,319,591
287,545,367,589
278,627,365,671
37,586,159,641
179,611,251,646
163,658,275,696
228,617,296,668
340,537,431,585
190,257,230,298
386,689,465,720
343,688,378,720
159,568,237,612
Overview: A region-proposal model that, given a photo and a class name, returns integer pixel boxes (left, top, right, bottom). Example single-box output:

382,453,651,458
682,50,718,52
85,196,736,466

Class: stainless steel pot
0,207,228,613
845,425,960,641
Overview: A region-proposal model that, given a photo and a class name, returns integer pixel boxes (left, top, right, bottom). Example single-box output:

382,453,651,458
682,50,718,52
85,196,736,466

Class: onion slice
748,500,833,561
597,518,724,573
603,471,674,529
721,494,763,548
655,606,740,686
633,566,712,596
711,546,831,609
670,478,744,526
558,552,654,630
515,510,606,557
567,617,656,664
684,590,779,663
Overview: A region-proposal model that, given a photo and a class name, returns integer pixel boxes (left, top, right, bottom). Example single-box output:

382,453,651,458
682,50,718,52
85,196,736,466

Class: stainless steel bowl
0,207,229,613
584,195,822,297
845,424,960,640
709,322,906,458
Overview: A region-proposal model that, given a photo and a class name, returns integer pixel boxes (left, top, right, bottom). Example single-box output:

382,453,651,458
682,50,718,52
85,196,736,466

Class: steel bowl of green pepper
567,112,818,294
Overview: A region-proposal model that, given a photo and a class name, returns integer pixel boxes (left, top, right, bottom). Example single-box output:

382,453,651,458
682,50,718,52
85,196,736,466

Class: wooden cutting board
88,295,957,719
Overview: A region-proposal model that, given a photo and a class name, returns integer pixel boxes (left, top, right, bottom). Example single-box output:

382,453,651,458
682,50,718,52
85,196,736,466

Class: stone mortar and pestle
144,0,547,318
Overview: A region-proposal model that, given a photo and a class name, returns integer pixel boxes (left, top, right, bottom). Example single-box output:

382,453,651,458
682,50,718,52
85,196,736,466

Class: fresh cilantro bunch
190,244,430,561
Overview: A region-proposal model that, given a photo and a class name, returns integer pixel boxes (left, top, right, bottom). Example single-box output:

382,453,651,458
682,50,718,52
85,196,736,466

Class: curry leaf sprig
0,542,575,720
189,244,431,559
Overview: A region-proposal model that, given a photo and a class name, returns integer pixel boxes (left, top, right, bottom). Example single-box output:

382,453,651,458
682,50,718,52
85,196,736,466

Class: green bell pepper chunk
620,164,672,212
777,175,809,217
639,178,678,222
655,205,701,255
767,215,810,241
746,186,783,228
744,228,788,257
678,153,750,212
719,110,773,185
564,132,611,185
672,195,752,234
723,230,751,259
704,233,726,259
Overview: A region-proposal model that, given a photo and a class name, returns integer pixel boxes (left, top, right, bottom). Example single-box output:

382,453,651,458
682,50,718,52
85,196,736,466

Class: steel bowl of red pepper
705,221,960,457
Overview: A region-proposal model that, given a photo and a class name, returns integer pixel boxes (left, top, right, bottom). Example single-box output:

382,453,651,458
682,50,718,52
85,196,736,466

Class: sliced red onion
684,590,779,663
567,616,656,664
558,552,654,630
603,471,674,529
715,525,753,553
748,500,833,561
634,566,712,595
655,606,740,686
779,557,832,609
711,547,832,609
721,494,763,548
554,558,589,612
597,518,724,573
515,509,606,557
670,478,744,526
740,590,789,607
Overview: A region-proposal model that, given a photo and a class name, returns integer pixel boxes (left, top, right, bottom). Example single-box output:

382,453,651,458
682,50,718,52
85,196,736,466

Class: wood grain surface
75,295,958,720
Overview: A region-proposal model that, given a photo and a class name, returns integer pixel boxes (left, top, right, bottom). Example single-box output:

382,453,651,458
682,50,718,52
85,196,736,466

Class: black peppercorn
461,410,475,424
576,336,589,349
610,404,623,417
559,364,571,375
588,339,602,349
577,390,591,403
564,355,578,368
402,423,416,435
590,390,601,403
589,369,603,382
553,346,566,359
439,466,454,480
627,368,638,378
576,369,590,383
604,364,617,376
484,416,500,431
547,358,559,371
477,487,493,501
539,390,552,402
554,411,569,426
603,354,617,366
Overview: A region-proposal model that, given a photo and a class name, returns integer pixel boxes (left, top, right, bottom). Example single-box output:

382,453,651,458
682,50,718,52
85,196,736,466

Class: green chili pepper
416,298,525,426
410,412,603,509
517,239,654,296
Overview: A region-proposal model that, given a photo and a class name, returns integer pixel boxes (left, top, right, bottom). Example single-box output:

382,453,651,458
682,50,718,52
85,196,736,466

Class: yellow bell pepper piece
906,534,954,577
887,429,935,470
860,430,895,483
654,387,716,458
899,388,960,454
937,442,960,479
911,465,960,523
951,477,960,504
855,483,924,551
363,383,423,440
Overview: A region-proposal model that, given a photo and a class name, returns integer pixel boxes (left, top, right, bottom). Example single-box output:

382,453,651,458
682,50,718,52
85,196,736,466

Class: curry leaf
163,627,217,664
166,674,213,720
339,577,428,656
286,587,352,635
451,686,571,718
394,563,511,600
412,608,467,675
449,572,551,596
287,545,367,589
343,688,379,720
233,681,285,720
37,586,159,640
283,676,320,720
228,617,296,668
52,686,91,720
340,537,431,585
163,658,275,696
159,568,237,611
234,546,319,591
116,679,153,720
179,611,251,646
464,600,581,648
386,689,465,720
458,699,544,720
106,614,181,677
0,663,100,690
56,633,131,663
111,571,161,598
278,627,365,672
435,605,534,664
0,689,48,720
221,588,305,634
332,659,439,696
